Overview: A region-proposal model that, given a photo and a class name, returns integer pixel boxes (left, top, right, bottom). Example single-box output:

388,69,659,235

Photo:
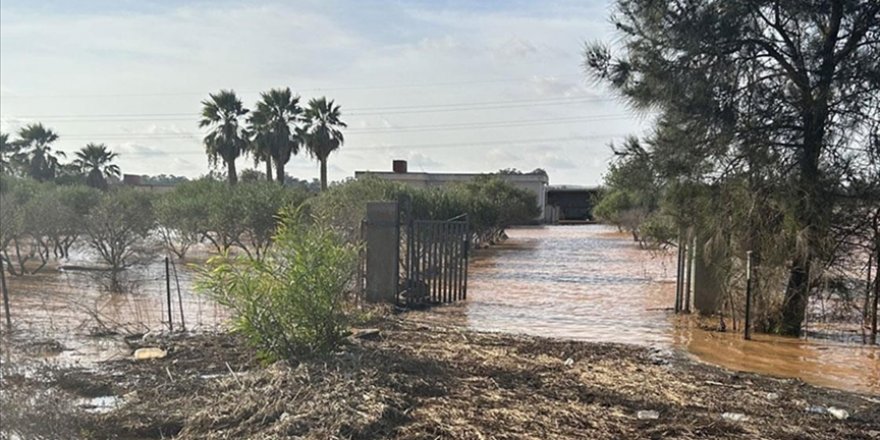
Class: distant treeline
0,173,537,288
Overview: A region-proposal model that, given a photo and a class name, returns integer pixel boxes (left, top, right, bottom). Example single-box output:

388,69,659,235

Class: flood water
2,226,878,395
0,249,227,365
464,225,880,396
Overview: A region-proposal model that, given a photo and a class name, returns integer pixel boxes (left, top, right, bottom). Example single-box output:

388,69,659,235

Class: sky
0,0,654,186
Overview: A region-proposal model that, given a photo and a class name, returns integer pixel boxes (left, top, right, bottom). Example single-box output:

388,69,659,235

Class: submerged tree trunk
873,242,879,345
867,254,874,333
781,253,812,336
779,101,827,336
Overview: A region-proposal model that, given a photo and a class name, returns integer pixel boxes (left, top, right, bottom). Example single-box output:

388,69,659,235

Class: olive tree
84,189,156,289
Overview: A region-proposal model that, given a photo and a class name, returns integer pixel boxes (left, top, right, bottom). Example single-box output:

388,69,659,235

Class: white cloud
0,0,649,186
417,35,466,52
114,142,163,156
491,37,538,60
529,75,593,98
539,152,577,169
406,151,443,169
486,147,520,163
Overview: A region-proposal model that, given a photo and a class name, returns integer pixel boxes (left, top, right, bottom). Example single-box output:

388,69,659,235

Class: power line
0,74,585,99
350,114,631,133
347,134,624,151
49,114,634,139
350,98,612,116
1,96,616,121
102,133,629,156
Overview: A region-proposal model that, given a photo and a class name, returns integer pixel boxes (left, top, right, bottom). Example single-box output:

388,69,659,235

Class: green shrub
84,189,156,288
307,176,406,242
310,175,539,245
0,177,100,274
157,179,310,258
196,209,358,361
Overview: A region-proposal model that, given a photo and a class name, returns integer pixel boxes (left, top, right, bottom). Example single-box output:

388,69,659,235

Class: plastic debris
806,405,827,415
722,412,749,422
636,410,659,420
827,407,849,420
133,347,167,360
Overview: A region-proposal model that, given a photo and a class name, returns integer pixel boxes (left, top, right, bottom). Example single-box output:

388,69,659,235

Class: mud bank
1,314,878,440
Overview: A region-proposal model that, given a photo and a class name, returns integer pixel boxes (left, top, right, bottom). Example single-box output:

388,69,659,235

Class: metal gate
398,216,469,306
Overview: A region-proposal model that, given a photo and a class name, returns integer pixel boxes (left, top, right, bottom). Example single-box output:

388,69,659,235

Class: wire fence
0,254,229,342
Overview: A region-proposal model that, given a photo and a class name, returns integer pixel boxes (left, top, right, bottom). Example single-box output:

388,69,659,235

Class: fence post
865,254,873,334
364,201,400,303
744,250,753,340
357,219,365,305
171,258,185,331
872,245,879,345
165,256,173,332
675,237,683,313
0,257,10,331
463,227,470,300
683,233,693,313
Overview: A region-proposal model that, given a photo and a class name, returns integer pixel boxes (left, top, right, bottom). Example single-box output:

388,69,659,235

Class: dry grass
2,314,878,439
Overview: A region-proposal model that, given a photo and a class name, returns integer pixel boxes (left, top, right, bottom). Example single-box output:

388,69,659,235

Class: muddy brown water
2,226,878,396
462,225,880,396
1,249,227,365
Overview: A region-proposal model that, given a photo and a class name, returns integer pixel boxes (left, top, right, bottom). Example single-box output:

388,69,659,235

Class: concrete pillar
692,236,724,314
365,201,399,303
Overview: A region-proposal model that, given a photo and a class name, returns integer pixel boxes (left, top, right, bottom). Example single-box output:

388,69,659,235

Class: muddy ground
1,312,879,440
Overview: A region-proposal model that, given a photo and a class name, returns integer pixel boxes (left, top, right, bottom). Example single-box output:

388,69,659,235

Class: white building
354,160,548,222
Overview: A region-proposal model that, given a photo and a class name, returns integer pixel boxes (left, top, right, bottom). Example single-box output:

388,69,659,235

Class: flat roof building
355,161,549,222
545,185,601,224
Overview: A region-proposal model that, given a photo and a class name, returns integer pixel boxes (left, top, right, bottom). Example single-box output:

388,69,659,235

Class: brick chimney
392,160,408,173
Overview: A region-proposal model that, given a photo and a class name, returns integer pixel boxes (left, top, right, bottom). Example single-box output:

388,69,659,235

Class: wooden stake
165,256,173,332
744,251,753,340
0,257,10,330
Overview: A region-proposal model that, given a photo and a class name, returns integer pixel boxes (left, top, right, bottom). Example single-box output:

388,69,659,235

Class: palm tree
0,132,21,175
248,88,303,184
301,97,346,191
73,143,121,189
199,90,248,184
247,136,274,182
17,123,64,182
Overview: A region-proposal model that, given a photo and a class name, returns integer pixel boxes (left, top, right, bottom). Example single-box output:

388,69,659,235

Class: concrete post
692,235,724,314
365,201,400,303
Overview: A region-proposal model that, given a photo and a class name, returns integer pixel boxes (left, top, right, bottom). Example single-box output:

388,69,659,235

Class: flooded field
2,225,877,396
0,249,227,365
464,225,880,396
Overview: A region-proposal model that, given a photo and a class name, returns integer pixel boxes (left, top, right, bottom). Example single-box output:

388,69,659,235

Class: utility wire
92,133,629,156
1,96,615,121
49,114,635,140
0,74,584,99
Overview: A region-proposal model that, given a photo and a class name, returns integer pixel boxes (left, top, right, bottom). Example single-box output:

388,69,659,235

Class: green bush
0,177,100,274
307,176,406,242
84,189,156,288
310,175,539,245
455,175,540,244
196,209,358,361
156,179,310,258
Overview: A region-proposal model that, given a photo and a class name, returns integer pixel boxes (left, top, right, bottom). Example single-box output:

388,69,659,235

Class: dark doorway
546,187,598,223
